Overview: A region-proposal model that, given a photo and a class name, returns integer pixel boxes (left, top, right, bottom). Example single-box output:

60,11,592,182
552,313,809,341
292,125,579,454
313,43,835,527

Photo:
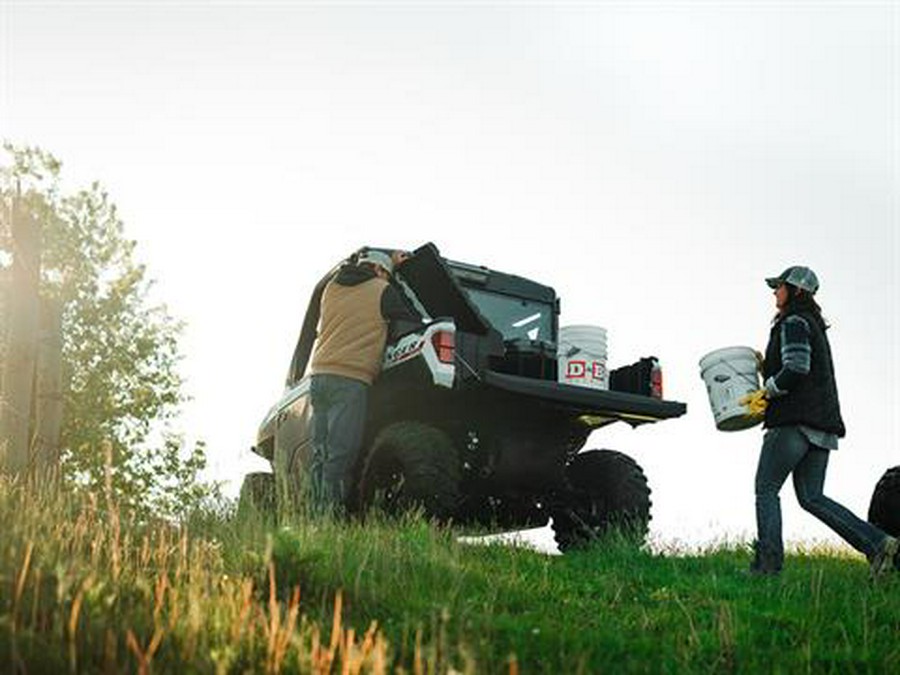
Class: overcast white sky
2,1,897,551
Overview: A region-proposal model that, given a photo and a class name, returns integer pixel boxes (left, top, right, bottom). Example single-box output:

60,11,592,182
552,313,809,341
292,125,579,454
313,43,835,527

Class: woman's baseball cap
766,266,819,294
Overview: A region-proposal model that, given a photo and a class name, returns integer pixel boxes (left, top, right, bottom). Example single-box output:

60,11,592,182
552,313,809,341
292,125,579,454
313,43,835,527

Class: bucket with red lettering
558,325,608,390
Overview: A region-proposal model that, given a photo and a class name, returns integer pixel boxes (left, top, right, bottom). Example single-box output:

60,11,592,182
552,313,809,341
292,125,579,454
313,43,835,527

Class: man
307,247,414,513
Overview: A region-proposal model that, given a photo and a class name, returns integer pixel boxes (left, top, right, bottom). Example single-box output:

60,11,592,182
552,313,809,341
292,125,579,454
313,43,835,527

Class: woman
744,265,898,577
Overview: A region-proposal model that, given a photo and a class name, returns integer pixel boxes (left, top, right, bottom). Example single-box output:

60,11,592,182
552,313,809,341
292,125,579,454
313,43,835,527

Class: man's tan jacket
310,276,390,385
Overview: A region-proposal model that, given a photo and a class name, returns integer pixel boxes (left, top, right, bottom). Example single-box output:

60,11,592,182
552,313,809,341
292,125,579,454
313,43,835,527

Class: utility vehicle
242,243,687,550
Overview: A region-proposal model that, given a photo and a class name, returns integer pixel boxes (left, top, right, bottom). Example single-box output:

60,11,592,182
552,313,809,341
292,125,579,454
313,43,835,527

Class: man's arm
381,284,421,339
381,285,417,321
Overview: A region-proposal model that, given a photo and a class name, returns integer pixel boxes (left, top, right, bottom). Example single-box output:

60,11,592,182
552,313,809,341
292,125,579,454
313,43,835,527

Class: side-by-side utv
243,243,687,550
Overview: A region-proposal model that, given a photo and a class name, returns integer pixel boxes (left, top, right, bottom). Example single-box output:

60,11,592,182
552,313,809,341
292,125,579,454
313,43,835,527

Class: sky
1,1,897,552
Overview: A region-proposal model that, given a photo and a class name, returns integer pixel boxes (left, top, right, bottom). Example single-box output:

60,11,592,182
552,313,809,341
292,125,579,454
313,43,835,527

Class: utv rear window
463,289,554,342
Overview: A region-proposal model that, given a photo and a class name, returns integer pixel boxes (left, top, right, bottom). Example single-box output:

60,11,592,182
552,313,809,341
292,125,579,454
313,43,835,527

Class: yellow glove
739,389,768,417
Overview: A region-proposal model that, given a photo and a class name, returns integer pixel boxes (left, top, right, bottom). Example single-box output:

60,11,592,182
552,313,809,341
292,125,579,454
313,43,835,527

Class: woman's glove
739,389,768,416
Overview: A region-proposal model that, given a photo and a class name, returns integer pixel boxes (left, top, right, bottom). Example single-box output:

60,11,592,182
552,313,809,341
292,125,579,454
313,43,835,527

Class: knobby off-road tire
358,421,462,520
868,466,900,537
551,449,651,553
238,472,276,518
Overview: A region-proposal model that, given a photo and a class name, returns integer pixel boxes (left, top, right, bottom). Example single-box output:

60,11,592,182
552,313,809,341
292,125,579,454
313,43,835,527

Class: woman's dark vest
763,310,846,437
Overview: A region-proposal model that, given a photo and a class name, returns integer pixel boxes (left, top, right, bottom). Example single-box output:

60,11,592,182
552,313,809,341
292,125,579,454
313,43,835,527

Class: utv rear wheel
238,472,276,518
551,449,651,552
359,422,462,520
868,466,900,537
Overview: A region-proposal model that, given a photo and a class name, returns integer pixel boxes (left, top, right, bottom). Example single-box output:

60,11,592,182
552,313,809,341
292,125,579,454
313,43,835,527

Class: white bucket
699,346,763,432
558,325,608,390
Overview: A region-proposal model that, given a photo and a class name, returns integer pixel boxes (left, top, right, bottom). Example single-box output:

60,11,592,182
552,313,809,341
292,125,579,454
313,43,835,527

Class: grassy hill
1,477,898,673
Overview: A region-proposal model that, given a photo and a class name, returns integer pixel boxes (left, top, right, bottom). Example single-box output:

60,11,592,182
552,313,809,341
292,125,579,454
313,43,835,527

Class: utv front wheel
868,466,900,537
551,449,651,552
358,422,462,520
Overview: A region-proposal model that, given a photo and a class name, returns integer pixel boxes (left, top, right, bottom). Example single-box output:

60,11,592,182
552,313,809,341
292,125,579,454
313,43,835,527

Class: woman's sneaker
870,536,899,581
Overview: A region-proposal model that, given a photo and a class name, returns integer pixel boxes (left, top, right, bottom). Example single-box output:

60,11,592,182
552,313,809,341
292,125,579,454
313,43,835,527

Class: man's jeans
755,426,887,570
309,374,368,513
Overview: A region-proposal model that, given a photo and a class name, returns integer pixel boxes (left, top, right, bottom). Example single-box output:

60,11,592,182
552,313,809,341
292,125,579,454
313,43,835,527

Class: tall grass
0,476,458,673
2,473,899,673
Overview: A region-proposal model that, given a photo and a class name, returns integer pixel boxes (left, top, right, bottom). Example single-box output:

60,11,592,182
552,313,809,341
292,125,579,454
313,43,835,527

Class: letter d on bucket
699,346,764,432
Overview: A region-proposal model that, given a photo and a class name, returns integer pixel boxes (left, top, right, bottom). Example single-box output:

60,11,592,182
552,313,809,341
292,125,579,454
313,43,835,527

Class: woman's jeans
755,426,886,570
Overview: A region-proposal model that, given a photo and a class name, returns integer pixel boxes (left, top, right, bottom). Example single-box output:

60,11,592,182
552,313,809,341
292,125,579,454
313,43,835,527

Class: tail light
650,359,663,399
431,330,455,364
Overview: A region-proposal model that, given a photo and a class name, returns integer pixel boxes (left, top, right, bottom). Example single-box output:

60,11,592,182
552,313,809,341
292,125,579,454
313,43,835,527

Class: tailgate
482,371,687,427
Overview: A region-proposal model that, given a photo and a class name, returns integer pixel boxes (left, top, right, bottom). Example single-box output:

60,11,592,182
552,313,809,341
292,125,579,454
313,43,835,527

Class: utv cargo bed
481,371,686,426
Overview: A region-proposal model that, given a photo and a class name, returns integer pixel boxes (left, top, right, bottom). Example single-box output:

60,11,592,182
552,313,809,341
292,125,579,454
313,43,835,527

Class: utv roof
445,259,557,305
